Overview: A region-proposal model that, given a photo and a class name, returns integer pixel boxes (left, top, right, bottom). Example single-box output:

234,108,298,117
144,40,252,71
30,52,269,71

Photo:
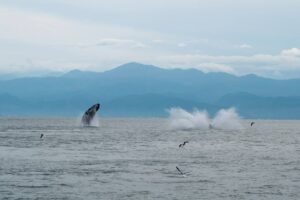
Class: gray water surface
0,118,299,199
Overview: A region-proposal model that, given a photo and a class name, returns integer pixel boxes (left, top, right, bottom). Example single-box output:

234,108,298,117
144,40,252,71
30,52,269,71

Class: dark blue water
0,118,299,199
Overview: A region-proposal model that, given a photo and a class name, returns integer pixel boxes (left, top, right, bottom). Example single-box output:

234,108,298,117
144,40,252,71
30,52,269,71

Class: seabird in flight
176,166,184,175
179,141,189,148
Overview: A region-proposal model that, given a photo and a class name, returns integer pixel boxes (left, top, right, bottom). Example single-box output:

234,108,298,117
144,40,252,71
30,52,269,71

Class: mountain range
1,62,300,119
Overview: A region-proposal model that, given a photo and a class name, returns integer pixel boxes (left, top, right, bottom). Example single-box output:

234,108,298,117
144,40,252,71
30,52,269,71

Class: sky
0,0,300,79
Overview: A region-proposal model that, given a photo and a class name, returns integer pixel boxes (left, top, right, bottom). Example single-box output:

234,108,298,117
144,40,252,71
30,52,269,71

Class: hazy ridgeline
1,63,300,119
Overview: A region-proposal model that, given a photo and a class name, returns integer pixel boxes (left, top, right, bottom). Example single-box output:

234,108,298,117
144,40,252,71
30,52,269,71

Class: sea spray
168,107,210,130
77,113,100,127
89,115,100,127
212,108,242,130
167,107,243,130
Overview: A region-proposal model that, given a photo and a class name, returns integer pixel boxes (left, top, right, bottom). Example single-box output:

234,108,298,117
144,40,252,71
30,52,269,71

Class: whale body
81,103,100,125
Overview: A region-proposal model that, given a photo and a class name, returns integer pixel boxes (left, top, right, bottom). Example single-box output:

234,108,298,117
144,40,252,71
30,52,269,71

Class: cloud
0,6,76,44
96,38,145,47
235,44,252,49
177,42,187,47
281,48,300,57
152,50,300,78
76,38,147,49
158,54,280,66
1,4,300,78
0,5,160,45
197,63,237,74
152,39,165,44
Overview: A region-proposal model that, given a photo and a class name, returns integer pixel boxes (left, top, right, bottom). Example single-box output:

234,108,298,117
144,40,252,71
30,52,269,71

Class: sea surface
0,118,299,200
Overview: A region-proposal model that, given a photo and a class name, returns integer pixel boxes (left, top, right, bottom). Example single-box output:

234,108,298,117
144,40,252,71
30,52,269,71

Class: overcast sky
0,0,300,78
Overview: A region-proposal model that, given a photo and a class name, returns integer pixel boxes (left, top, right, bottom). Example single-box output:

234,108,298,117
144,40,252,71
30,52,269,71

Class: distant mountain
0,62,300,118
103,93,220,117
0,71,63,80
218,92,300,119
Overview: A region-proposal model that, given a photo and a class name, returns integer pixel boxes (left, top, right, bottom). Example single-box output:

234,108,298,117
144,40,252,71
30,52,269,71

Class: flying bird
176,166,184,175
250,122,255,126
179,141,189,148
40,134,44,139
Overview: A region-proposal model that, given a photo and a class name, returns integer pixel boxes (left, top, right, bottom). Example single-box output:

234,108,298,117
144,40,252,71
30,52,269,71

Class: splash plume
167,107,242,130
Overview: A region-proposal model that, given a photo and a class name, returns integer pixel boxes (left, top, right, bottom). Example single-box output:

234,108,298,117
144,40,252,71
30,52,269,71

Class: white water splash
77,113,100,127
167,107,242,130
168,108,210,130
212,108,242,130
89,115,100,127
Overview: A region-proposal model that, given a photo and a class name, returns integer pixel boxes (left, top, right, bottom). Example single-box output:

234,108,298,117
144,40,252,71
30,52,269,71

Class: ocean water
0,118,299,200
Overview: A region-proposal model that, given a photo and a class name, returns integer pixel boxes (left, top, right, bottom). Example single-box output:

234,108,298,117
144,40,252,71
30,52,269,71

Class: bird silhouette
176,166,184,175
179,141,189,148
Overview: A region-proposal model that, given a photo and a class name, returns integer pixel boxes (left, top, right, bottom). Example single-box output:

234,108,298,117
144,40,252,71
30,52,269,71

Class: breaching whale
81,103,100,126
